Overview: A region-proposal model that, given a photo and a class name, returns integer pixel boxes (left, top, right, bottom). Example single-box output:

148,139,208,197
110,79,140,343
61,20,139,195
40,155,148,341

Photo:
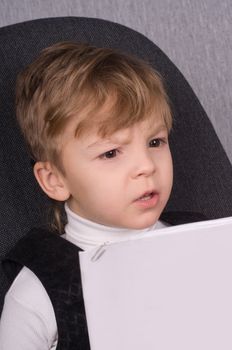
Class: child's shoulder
7,266,51,308
1,266,57,348
6,266,55,329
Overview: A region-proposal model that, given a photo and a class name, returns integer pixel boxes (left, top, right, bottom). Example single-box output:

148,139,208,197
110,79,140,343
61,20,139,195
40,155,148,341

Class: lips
136,191,156,201
138,191,155,201
134,191,159,209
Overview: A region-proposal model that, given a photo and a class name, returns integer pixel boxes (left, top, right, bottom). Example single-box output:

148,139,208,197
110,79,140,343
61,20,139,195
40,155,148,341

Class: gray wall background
0,0,231,163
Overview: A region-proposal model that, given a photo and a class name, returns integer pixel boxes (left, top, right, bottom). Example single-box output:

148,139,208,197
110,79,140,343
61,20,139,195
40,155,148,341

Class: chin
128,216,159,230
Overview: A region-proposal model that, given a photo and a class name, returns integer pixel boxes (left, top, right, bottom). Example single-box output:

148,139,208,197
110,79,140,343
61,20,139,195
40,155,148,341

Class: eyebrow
87,137,130,150
87,130,134,149
87,123,167,149
87,139,118,149
147,123,168,137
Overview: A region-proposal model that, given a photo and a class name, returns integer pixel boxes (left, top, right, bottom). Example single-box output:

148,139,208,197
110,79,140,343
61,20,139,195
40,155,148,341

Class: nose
131,150,156,178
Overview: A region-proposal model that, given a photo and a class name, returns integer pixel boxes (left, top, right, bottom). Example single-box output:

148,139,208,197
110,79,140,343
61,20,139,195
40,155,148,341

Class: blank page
79,217,232,350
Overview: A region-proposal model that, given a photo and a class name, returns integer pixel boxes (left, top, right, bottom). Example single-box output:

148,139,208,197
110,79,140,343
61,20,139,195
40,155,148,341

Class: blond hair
15,41,172,231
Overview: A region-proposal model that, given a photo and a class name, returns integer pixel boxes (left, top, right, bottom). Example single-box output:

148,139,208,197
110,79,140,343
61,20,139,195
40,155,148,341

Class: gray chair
0,16,232,313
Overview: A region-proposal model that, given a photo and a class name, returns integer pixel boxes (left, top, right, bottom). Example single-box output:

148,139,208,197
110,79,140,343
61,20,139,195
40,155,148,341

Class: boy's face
60,115,173,229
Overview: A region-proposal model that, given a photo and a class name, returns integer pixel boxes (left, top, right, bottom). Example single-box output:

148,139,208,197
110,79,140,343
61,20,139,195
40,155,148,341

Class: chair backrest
0,16,232,313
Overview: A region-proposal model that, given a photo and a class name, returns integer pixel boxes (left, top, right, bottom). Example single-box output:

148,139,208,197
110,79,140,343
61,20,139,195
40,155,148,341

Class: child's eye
149,138,167,148
100,149,119,159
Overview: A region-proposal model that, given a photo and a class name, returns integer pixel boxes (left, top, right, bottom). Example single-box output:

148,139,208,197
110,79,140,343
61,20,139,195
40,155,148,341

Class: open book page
79,217,232,350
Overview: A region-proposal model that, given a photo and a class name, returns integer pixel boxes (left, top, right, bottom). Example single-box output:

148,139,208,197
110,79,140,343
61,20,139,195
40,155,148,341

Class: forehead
82,115,166,145
60,91,168,143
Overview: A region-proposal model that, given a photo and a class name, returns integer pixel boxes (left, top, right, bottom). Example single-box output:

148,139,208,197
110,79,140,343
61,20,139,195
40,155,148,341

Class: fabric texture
0,17,232,312
3,228,90,350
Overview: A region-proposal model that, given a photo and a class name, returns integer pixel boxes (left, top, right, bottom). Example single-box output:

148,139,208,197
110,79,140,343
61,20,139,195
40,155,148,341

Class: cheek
167,159,173,191
162,153,173,188
167,154,173,178
77,170,121,199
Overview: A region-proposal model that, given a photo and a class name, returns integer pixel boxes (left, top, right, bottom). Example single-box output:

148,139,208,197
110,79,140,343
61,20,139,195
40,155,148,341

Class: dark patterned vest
2,228,90,350
2,211,207,349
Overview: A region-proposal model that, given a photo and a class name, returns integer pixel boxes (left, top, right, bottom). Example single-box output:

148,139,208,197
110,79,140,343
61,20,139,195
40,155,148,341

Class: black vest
2,228,90,350
2,211,207,349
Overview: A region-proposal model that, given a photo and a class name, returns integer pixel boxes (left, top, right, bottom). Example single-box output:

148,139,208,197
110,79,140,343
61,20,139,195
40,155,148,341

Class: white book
79,217,232,350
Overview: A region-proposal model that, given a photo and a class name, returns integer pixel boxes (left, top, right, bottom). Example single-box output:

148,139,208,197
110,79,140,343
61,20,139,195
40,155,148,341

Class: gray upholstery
0,17,232,313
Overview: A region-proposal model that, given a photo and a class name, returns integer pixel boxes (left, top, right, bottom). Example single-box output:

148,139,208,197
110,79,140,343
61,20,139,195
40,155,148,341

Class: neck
64,204,167,250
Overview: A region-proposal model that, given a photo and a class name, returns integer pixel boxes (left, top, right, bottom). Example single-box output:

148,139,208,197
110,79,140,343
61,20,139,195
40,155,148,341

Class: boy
0,42,173,349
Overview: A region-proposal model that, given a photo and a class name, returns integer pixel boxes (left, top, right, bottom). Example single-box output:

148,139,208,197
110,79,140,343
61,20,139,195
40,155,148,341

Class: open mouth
138,191,155,201
134,191,159,208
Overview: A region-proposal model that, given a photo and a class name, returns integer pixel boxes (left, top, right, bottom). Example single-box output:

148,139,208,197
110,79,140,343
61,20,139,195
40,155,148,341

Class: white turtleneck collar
64,203,168,251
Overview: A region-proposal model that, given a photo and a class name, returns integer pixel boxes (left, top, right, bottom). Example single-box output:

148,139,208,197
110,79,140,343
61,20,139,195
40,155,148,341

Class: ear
33,161,70,201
